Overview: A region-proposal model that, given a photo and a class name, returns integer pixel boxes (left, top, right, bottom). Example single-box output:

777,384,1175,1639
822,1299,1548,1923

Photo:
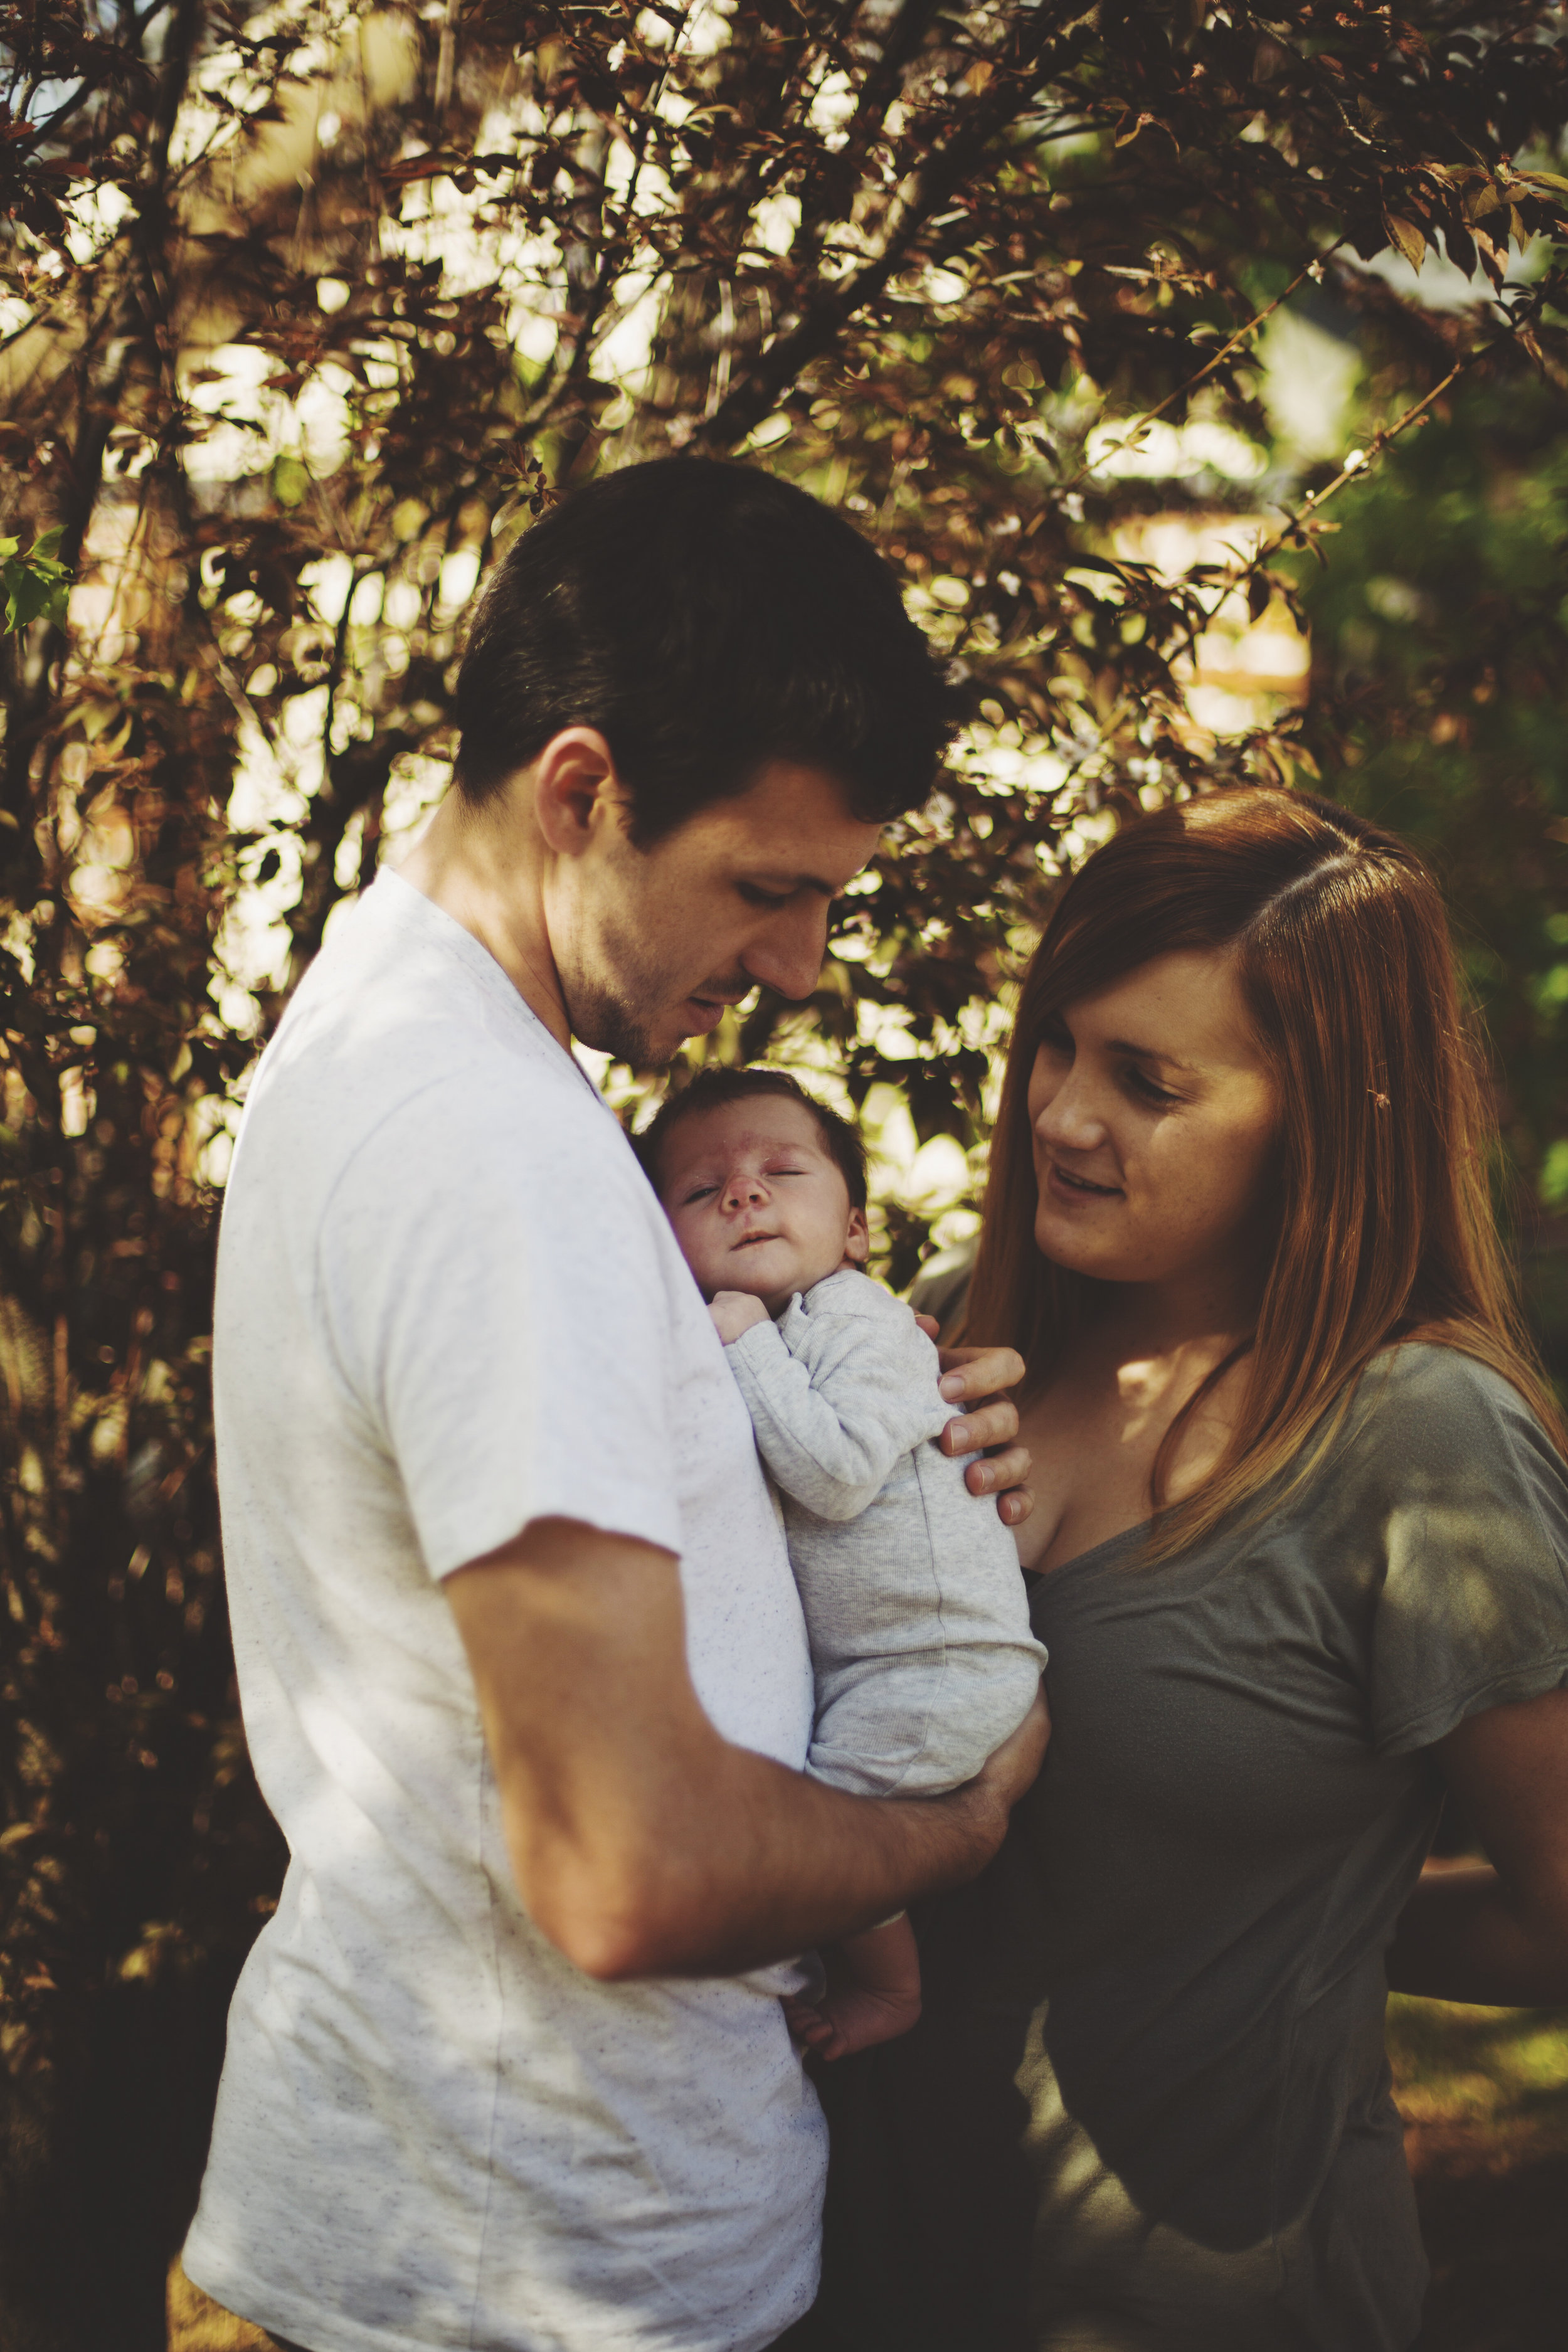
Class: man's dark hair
453,457,953,843
635,1066,869,1212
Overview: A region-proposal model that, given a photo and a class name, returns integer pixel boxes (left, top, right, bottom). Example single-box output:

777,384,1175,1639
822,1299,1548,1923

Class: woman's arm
1386,1684,1568,2007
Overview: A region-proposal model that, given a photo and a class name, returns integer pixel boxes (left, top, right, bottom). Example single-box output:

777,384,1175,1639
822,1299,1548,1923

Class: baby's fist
710,1291,769,1344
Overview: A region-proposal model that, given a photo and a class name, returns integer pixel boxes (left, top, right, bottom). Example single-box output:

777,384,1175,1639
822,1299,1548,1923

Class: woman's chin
1033,1208,1120,1278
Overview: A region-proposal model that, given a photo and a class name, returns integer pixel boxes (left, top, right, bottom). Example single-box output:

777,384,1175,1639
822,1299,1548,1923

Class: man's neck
396,793,572,1049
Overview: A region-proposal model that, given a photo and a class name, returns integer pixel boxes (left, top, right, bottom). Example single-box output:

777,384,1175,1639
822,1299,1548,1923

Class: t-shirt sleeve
1361,1348,1568,1754
317,1067,682,1581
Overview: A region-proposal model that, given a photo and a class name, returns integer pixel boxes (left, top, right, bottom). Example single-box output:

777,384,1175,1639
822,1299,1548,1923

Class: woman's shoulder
1330,1340,1566,1513
1348,1340,1553,1446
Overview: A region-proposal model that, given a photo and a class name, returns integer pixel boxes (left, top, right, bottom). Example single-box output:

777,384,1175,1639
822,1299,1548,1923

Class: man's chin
566,994,672,1071
567,977,739,1069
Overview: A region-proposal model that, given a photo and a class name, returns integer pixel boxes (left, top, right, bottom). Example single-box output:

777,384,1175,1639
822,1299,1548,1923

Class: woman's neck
1089,1279,1256,1376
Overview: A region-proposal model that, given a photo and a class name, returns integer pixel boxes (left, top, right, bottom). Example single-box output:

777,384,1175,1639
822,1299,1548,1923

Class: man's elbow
520,1851,690,1983
546,1905,674,1984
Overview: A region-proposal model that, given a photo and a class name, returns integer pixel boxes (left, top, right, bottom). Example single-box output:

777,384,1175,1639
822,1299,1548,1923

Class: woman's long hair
964,786,1567,1554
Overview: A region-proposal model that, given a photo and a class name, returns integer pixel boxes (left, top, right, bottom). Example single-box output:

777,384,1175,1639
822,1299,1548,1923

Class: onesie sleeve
725,1289,949,1522
1357,1347,1568,1755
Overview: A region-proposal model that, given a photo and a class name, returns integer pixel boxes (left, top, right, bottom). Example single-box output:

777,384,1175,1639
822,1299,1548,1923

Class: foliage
0,531,71,635
1289,374,1568,1212
4,1,1568,2337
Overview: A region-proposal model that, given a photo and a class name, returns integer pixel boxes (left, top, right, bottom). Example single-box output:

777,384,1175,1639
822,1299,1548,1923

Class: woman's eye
1126,1066,1180,1107
1039,1021,1073,1059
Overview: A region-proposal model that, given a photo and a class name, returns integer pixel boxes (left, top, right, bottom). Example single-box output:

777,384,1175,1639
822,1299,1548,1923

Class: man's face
549,762,884,1067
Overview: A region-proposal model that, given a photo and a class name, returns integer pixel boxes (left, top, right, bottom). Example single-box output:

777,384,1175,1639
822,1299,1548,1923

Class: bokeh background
3,4,1567,2346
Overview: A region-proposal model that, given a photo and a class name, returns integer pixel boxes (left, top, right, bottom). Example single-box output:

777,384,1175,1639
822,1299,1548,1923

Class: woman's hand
914,1326,1034,1527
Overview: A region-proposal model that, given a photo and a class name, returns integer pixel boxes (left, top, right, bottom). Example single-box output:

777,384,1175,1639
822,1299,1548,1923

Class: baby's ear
844,1207,871,1265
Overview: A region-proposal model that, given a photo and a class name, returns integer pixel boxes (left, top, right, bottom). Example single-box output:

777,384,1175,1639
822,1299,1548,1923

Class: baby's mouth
734,1231,782,1248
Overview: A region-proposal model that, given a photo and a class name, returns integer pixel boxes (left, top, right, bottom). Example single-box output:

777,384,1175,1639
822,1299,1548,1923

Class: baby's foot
781,1983,921,2062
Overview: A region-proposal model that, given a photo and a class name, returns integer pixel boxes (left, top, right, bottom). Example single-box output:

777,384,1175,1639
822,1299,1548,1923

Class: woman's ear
844,1207,871,1265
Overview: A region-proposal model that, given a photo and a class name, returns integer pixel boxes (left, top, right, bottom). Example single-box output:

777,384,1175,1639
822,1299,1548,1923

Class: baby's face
657,1098,869,1313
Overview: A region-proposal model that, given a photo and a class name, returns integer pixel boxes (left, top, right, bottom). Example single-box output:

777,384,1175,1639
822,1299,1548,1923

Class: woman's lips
1047,1160,1122,1202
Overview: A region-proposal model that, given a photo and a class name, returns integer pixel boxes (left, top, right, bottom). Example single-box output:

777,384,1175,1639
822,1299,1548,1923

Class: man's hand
710,1290,770,1343
965,1683,1051,1848
914,1325,1034,1527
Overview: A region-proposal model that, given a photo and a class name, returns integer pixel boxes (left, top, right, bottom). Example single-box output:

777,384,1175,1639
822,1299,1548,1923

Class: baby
637,1066,1046,2059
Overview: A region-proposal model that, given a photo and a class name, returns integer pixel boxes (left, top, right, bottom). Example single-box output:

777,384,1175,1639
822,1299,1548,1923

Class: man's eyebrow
1105,1036,1199,1073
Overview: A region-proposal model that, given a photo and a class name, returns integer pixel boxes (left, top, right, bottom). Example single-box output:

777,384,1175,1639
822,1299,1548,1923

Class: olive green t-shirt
815,1344,1568,2352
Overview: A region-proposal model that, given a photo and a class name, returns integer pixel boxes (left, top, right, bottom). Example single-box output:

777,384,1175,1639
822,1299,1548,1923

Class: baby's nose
724,1172,768,1209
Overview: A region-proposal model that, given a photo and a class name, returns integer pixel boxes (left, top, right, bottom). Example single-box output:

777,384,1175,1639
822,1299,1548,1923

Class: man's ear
531,728,625,860
844,1207,871,1266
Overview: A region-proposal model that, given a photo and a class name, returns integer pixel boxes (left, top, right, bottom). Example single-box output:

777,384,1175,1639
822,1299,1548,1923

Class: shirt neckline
1028,1516,1152,1586
371,866,607,1104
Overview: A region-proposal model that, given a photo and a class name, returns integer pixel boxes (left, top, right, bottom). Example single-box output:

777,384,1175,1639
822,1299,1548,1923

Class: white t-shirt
183,869,825,2352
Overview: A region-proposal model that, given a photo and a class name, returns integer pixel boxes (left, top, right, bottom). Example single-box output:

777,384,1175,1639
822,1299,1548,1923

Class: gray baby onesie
724,1266,1047,1797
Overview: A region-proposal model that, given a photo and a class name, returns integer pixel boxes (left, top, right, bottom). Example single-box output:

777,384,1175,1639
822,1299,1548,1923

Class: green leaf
2,546,73,634
1541,1140,1568,1212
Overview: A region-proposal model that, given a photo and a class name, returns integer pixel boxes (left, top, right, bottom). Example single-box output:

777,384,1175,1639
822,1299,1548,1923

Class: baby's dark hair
635,1066,869,1212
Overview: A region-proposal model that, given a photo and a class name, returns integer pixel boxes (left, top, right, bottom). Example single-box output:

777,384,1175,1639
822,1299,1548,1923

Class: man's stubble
561,906,749,1071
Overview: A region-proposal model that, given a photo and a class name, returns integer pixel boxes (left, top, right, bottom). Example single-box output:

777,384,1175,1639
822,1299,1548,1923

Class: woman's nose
1036,1071,1106,1152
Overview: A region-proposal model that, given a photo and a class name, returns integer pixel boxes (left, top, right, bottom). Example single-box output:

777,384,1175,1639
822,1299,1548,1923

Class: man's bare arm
445,1516,1049,1984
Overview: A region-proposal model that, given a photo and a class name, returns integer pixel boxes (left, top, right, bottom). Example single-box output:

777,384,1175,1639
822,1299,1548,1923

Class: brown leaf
1384,214,1427,272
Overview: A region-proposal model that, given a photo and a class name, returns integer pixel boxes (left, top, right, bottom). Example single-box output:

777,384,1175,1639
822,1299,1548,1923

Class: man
183,458,1047,2352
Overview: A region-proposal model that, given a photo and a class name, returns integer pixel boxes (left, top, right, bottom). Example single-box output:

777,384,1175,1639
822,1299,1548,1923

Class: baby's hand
709,1291,770,1344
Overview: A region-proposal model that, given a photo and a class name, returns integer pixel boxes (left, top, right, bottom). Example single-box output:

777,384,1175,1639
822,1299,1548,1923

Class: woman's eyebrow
1104,1036,1199,1073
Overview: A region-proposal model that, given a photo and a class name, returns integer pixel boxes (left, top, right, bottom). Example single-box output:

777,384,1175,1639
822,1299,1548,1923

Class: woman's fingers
930,1343,1032,1520
965,1444,1034,1523
937,1342,1027,1402
939,1396,1020,1455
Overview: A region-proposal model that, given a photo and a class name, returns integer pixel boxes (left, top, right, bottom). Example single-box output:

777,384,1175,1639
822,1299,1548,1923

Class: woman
813,787,1568,2352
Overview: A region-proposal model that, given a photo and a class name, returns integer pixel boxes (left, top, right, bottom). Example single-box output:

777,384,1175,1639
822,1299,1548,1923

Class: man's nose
741,902,830,1002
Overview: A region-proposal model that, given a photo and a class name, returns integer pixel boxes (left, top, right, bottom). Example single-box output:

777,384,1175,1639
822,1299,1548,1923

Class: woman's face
1027,947,1279,1298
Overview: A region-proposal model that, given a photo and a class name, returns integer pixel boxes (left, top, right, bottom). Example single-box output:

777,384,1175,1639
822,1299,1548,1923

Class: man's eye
738,884,792,909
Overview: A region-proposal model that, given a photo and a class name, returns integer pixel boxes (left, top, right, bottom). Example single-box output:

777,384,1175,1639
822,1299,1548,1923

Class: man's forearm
505,1733,1006,1983
448,1520,1044,1985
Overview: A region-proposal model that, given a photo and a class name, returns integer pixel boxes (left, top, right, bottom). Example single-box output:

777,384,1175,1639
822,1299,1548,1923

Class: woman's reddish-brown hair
964,785,1567,1553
